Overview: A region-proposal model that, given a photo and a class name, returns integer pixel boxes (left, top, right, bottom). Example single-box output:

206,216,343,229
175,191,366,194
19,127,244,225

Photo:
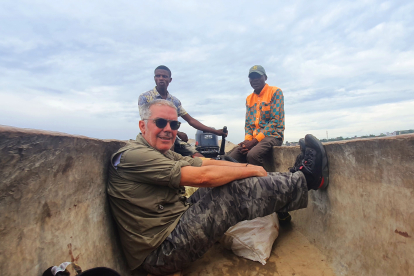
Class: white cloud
0,0,413,144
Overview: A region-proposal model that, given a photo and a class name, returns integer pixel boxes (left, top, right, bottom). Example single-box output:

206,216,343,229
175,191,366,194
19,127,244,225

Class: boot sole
305,134,329,189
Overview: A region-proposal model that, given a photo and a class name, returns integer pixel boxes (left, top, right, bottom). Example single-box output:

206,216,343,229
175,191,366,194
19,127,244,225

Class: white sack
220,213,279,265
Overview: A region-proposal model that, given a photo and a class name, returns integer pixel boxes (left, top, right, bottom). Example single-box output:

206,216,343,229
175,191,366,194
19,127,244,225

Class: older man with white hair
107,99,329,275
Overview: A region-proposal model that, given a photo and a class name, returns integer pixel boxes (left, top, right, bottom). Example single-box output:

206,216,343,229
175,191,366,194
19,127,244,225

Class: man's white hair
139,99,177,119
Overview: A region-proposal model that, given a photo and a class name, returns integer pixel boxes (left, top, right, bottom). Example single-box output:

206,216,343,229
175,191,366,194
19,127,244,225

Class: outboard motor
195,126,238,162
195,129,220,158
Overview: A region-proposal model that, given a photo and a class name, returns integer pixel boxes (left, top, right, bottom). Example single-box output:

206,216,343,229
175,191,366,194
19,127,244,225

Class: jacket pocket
261,104,271,120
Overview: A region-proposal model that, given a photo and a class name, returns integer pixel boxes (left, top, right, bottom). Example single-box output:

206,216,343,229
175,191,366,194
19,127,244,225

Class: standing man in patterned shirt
139,65,227,157
228,65,285,167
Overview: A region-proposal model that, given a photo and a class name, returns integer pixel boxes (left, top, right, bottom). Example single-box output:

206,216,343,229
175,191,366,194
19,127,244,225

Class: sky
1,0,413,144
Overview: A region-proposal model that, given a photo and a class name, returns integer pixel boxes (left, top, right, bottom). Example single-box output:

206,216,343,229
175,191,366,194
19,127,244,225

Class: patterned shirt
245,83,285,142
138,87,188,117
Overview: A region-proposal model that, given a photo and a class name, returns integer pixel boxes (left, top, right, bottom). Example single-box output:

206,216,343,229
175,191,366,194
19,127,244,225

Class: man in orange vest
228,65,285,167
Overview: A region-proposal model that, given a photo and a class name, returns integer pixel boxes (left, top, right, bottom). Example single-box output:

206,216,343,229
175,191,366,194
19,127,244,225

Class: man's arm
181,113,227,136
177,131,188,142
275,92,285,138
201,158,251,167
180,164,266,187
138,93,149,112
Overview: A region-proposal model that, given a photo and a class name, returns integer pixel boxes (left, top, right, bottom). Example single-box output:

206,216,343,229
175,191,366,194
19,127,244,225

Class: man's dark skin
238,72,267,154
154,68,227,142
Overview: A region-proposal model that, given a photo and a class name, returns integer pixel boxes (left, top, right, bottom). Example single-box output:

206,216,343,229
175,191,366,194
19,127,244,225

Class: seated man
228,65,284,167
138,65,227,157
107,99,329,275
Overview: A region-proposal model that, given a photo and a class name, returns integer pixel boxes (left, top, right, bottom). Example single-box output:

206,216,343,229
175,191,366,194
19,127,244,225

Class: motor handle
219,126,227,155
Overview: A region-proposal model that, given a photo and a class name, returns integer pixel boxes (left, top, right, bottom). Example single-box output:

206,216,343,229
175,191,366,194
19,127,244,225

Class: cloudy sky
1,0,413,144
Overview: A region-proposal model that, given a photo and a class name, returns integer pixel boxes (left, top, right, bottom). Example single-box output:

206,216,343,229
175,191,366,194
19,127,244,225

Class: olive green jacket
107,134,203,270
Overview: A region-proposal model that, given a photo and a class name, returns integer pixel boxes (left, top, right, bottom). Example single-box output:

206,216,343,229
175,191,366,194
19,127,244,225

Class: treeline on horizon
285,129,414,145
319,129,414,142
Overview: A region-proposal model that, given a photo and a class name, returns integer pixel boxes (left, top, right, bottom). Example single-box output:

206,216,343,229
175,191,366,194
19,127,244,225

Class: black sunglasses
144,118,181,130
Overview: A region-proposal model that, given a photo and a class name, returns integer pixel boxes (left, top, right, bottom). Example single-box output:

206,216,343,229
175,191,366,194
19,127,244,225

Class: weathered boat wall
1,125,413,276
272,134,414,276
0,126,129,276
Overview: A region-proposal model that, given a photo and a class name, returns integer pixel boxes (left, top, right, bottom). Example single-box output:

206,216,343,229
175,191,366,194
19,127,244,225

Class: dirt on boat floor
136,224,336,276
183,224,336,276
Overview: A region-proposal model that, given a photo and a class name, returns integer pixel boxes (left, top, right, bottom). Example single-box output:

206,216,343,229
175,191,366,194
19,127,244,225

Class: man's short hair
154,65,172,77
139,99,177,119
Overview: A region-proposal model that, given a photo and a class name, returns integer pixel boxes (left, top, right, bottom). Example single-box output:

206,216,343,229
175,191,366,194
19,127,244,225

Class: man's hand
214,129,228,137
192,152,204,158
248,164,267,177
177,131,188,142
238,139,259,154
238,140,249,155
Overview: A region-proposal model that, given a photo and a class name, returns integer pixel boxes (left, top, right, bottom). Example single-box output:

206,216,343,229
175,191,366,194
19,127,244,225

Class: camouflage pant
142,171,308,275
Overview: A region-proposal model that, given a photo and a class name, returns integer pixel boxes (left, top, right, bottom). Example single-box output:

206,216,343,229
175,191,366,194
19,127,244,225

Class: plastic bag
220,213,279,265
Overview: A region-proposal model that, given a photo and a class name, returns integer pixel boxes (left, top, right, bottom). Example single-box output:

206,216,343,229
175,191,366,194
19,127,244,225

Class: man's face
139,105,178,153
154,69,172,91
249,72,267,91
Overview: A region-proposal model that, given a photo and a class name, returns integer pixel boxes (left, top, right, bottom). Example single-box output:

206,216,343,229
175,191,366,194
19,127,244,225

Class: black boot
289,138,305,173
299,134,329,190
277,212,292,225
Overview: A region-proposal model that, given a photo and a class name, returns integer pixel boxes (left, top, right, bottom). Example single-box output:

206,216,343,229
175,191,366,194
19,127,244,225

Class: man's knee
246,150,263,166
227,146,244,162
246,138,280,166
227,146,239,157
